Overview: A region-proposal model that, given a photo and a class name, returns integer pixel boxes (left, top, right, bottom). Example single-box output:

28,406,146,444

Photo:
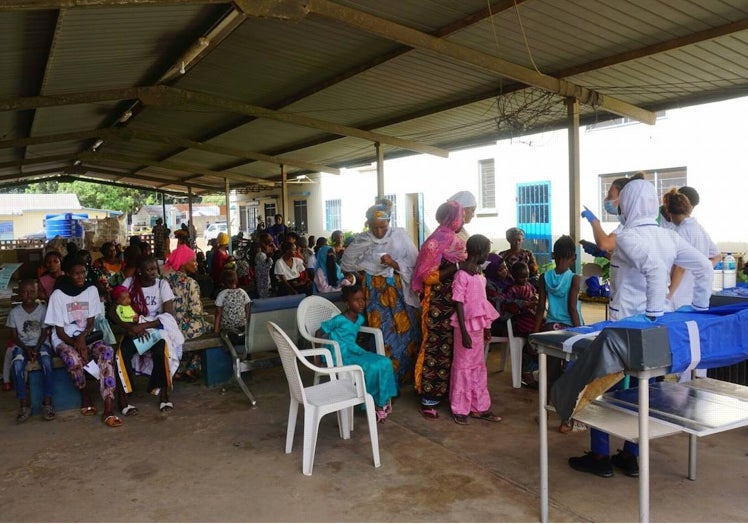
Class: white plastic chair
267,320,381,476
297,294,386,376
483,320,526,389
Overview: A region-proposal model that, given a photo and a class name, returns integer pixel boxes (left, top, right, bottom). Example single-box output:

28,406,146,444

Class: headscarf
216,232,229,246
165,244,196,272
53,270,95,297
447,190,477,209
484,253,504,286
618,179,659,228
316,245,344,287
411,201,467,293
366,203,390,224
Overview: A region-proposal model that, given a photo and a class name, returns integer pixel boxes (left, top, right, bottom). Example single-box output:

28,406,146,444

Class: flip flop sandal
42,404,56,421
452,413,470,425
159,401,174,413
103,415,123,427
16,406,31,423
121,404,138,416
419,406,439,420
470,411,503,422
80,406,97,416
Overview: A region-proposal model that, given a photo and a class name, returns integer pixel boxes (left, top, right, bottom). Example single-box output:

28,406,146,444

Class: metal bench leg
234,358,257,407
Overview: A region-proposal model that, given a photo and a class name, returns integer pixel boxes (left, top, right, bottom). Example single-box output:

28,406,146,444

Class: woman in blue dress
317,285,398,423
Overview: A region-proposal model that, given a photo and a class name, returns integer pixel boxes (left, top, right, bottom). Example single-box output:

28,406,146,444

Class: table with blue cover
530,303,748,523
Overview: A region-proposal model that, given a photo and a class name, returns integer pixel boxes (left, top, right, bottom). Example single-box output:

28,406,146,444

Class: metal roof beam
300,0,656,125
114,128,341,175
78,150,276,187
77,162,218,192
142,87,449,158
0,0,230,9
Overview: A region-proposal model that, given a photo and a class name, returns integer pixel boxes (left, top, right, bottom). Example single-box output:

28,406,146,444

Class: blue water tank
45,213,73,239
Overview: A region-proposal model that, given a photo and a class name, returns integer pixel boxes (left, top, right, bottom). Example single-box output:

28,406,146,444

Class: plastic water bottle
723,253,737,289
712,261,724,292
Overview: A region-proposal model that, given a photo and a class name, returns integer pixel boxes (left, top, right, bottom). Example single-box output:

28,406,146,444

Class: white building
234,95,748,264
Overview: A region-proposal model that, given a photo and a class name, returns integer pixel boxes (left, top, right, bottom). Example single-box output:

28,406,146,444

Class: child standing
316,285,398,422
502,261,539,387
533,235,584,432
214,269,252,339
533,235,583,333
450,234,502,425
6,280,54,422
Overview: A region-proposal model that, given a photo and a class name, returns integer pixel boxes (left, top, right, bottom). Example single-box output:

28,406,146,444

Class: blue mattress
567,302,748,374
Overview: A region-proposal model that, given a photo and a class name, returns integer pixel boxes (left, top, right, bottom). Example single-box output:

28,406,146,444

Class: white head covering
618,179,659,228
447,191,477,209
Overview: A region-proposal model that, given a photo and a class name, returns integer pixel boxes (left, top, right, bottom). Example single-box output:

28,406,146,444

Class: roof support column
187,185,194,245
281,164,289,228
161,192,167,226
225,178,232,255
375,142,384,199
566,97,581,273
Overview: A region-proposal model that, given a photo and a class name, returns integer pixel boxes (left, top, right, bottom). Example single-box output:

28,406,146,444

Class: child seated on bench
316,285,398,423
7,279,54,422
214,269,252,344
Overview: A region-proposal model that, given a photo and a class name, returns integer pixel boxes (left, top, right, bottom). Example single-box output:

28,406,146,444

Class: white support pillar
224,178,232,255
376,141,384,199
281,164,289,227
566,97,581,273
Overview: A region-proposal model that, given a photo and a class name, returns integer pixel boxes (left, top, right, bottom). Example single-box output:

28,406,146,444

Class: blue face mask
603,199,618,215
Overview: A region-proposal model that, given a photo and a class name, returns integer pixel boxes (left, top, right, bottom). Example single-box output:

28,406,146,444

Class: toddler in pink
449,234,502,425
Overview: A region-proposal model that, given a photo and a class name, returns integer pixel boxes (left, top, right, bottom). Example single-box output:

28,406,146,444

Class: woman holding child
113,256,183,413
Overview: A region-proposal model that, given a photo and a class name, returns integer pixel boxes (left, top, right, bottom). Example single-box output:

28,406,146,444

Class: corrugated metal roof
0,0,746,194
0,192,81,212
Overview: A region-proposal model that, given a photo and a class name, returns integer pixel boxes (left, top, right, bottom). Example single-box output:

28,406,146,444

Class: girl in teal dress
317,285,398,423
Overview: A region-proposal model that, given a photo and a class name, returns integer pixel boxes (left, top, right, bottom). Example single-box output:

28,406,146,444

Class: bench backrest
245,294,305,354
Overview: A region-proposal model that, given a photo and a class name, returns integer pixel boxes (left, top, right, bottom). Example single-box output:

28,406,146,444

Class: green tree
25,181,158,213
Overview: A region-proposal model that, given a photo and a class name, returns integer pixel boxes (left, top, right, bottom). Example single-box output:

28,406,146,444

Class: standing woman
254,232,276,298
411,201,468,419
210,232,231,287
45,260,122,427
447,191,477,242
113,256,182,413
341,199,421,385
499,227,539,286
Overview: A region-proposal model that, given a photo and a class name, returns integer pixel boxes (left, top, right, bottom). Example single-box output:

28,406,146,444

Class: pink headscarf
411,201,467,293
165,244,196,272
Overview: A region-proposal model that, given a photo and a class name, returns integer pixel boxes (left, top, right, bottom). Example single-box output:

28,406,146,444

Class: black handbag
85,330,104,345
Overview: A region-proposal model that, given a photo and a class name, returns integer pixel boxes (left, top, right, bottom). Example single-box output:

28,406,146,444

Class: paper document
83,360,100,380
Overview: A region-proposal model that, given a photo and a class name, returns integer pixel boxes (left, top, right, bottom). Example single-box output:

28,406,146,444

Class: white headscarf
447,191,477,209
618,179,659,228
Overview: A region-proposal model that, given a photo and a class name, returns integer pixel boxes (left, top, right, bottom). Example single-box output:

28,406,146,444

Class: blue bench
27,358,80,415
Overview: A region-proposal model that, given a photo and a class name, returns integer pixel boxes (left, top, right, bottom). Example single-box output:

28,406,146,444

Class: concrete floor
2,302,748,522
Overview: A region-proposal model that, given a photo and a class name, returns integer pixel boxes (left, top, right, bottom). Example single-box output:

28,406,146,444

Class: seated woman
499,227,539,288
91,241,124,292
45,259,122,427
163,243,211,380
313,244,355,293
274,241,311,296
111,256,183,413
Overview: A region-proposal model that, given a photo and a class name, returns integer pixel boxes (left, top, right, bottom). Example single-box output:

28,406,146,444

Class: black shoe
568,452,614,478
611,449,639,477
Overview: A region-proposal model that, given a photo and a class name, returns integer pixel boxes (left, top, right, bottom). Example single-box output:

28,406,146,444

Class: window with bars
325,199,342,231
264,203,277,223
478,159,496,210
599,167,687,222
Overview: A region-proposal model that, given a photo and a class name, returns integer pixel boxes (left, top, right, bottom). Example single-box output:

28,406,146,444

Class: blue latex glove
581,206,598,224
580,240,607,258
676,305,695,313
